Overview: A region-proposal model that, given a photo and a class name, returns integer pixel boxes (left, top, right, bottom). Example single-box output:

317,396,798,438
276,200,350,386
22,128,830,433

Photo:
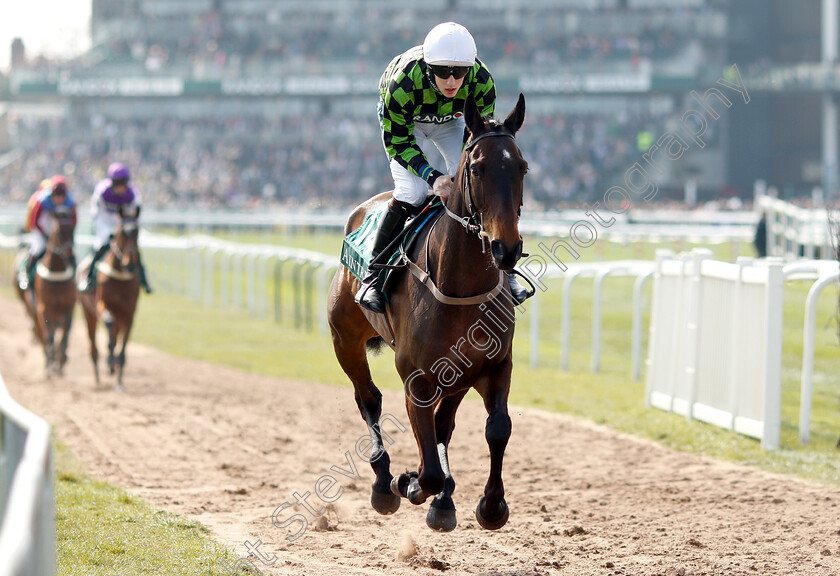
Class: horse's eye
521,162,529,176
470,165,481,180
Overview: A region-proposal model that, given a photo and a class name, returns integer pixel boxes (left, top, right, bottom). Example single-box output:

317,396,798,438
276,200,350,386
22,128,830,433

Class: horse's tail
366,336,386,355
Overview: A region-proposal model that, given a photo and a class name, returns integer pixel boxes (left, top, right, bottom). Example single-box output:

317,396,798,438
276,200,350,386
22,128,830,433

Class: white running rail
645,249,785,449
0,371,54,576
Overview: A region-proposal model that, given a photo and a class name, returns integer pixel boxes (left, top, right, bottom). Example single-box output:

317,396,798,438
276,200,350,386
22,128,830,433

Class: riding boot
355,198,416,313
79,244,110,292
506,272,531,304
138,255,153,294
19,251,44,291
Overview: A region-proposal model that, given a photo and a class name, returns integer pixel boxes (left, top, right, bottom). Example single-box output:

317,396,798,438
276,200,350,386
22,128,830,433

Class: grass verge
54,439,253,576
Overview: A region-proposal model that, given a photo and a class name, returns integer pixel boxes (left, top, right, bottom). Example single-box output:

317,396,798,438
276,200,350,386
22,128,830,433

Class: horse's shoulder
344,191,394,235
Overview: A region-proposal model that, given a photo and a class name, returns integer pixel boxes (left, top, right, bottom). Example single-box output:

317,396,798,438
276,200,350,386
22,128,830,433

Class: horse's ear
503,93,526,135
135,206,141,219
464,94,485,137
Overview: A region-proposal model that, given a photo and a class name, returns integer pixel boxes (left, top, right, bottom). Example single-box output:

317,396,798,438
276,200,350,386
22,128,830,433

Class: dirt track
2,292,840,576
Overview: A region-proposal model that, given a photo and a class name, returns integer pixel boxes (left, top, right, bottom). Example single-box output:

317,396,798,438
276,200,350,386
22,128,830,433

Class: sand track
2,293,839,576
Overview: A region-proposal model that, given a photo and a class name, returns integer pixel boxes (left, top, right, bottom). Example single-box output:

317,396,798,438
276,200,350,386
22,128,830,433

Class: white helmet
422,22,476,67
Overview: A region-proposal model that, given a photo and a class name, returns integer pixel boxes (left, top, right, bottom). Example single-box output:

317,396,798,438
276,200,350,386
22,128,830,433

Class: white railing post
530,288,540,369
632,270,654,381
798,271,840,444
0,372,55,576
761,259,785,450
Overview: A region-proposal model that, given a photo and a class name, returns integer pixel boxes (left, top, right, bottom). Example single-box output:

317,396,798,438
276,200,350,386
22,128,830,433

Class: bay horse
15,209,77,376
328,94,528,532
77,208,141,391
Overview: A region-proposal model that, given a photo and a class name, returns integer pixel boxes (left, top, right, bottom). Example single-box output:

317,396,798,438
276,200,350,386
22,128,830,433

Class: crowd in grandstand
1,106,678,211
80,2,724,77
2,1,733,210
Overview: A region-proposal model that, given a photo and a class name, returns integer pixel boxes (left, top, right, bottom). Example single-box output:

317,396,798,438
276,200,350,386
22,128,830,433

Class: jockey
78,162,153,294
18,176,77,290
24,178,55,233
355,22,529,313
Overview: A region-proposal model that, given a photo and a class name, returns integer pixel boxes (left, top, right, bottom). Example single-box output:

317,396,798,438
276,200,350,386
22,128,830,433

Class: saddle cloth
340,197,443,291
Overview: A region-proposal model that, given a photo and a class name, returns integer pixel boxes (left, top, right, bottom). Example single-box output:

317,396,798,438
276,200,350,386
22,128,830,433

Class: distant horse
15,210,77,376
77,208,141,391
328,94,528,532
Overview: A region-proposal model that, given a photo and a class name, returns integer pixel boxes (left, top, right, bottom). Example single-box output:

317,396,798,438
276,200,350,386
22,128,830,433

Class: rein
96,260,136,281
100,236,138,281
36,262,75,282
110,239,137,261
399,204,505,307
37,238,76,282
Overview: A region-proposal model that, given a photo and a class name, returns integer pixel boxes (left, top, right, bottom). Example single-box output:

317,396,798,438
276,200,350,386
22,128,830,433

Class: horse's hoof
475,497,509,531
426,499,457,532
371,486,401,515
390,471,417,498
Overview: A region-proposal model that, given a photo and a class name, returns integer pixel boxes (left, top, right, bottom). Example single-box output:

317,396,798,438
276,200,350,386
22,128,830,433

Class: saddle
341,197,444,294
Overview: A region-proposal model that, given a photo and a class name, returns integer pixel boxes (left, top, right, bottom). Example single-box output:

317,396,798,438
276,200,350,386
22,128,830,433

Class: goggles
429,64,471,80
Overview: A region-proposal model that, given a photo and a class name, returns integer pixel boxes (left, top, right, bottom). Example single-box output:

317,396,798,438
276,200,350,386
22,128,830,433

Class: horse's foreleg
394,398,444,505
57,310,73,374
115,320,133,392
84,305,100,385
475,361,513,531
425,389,468,532
105,317,117,376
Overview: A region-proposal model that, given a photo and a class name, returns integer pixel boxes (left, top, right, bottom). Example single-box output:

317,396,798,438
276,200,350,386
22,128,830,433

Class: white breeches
389,118,465,206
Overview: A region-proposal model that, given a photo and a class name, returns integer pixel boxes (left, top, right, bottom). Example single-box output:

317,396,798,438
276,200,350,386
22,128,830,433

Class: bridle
46,219,76,267
110,222,138,263
441,129,521,250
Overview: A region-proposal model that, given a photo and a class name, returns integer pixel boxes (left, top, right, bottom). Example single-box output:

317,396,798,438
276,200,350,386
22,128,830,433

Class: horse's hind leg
475,360,513,530
425,389,468,532
43,320,56,378
329,307,400,515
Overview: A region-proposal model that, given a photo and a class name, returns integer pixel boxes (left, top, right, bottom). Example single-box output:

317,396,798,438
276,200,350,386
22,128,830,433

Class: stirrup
355,279,386,313
507,271,535,304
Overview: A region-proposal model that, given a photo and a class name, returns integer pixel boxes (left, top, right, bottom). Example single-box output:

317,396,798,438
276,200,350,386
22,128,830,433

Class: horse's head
48,206,76,260
113,207,140,273
457,93,528,270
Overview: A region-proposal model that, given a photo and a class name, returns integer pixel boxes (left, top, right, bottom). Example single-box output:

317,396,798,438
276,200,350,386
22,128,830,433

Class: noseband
442,130,521,247
110,224,138,262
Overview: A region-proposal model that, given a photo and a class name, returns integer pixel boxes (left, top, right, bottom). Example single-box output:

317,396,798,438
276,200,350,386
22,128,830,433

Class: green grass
54,439,254,576
127,231,840,486
1,230,837,576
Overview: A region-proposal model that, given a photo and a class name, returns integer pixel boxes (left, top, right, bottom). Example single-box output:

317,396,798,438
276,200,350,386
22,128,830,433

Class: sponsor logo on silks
413,112,463,124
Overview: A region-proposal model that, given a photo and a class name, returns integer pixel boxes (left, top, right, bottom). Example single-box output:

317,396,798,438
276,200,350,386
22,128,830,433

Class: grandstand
0,0,832,210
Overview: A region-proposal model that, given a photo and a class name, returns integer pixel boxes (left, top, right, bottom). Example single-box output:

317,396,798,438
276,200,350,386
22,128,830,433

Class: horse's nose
491,239,523,270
